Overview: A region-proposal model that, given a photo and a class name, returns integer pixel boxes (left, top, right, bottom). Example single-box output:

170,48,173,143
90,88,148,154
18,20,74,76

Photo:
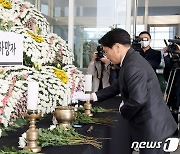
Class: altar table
0,96,132,154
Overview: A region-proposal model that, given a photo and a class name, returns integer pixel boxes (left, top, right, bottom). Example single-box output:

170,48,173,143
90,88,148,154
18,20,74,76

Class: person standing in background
139,31,161,72
87,52,111,92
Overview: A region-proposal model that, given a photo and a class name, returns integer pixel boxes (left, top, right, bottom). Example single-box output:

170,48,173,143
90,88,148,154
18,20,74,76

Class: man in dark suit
73,28,177,154
138,31,161,72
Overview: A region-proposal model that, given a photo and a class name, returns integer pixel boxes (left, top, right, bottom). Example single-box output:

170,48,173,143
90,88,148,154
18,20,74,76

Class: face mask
140,40,150,48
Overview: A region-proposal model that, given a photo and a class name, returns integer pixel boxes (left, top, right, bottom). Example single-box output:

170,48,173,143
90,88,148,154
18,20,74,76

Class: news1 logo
163,138,179,152
131,138,179,152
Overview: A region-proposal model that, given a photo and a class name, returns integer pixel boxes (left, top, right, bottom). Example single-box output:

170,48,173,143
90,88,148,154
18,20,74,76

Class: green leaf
0,146,36,154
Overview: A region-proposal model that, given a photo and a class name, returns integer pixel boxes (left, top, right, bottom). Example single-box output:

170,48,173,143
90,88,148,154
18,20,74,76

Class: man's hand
72,91,90,103
163,46,168,53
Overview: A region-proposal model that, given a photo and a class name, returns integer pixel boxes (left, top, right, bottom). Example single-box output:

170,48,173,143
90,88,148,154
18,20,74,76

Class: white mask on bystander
140,40,150,48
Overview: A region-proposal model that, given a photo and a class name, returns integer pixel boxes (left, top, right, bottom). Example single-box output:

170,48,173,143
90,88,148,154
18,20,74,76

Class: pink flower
9,85,14,94
2,96,8,105
23,74,28,79
59,48,62,56
0,108,4,114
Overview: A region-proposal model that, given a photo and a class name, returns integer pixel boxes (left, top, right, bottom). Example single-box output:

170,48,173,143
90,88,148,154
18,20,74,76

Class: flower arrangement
0,0,85,137
0,0,74,67
0,65,84,130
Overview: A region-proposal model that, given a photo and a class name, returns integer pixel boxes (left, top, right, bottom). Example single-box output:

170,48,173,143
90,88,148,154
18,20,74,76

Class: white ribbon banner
0,31,23,66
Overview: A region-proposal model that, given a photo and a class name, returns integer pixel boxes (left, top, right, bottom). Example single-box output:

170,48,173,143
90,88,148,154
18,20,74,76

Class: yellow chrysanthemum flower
27,30,44,43
52,68,68,84
1,1,12,9
0,0,5,4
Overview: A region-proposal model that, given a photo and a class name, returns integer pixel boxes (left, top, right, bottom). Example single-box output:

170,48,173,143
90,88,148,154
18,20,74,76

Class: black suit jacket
96,48,177,141
139,47,161,72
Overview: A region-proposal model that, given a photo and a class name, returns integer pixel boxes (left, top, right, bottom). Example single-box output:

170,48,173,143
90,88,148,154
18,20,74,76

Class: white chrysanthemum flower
18,132,27,148
52,116,58,125
2,118,8,127
49,125,56,131
4,107,13,121
0,101,3,107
